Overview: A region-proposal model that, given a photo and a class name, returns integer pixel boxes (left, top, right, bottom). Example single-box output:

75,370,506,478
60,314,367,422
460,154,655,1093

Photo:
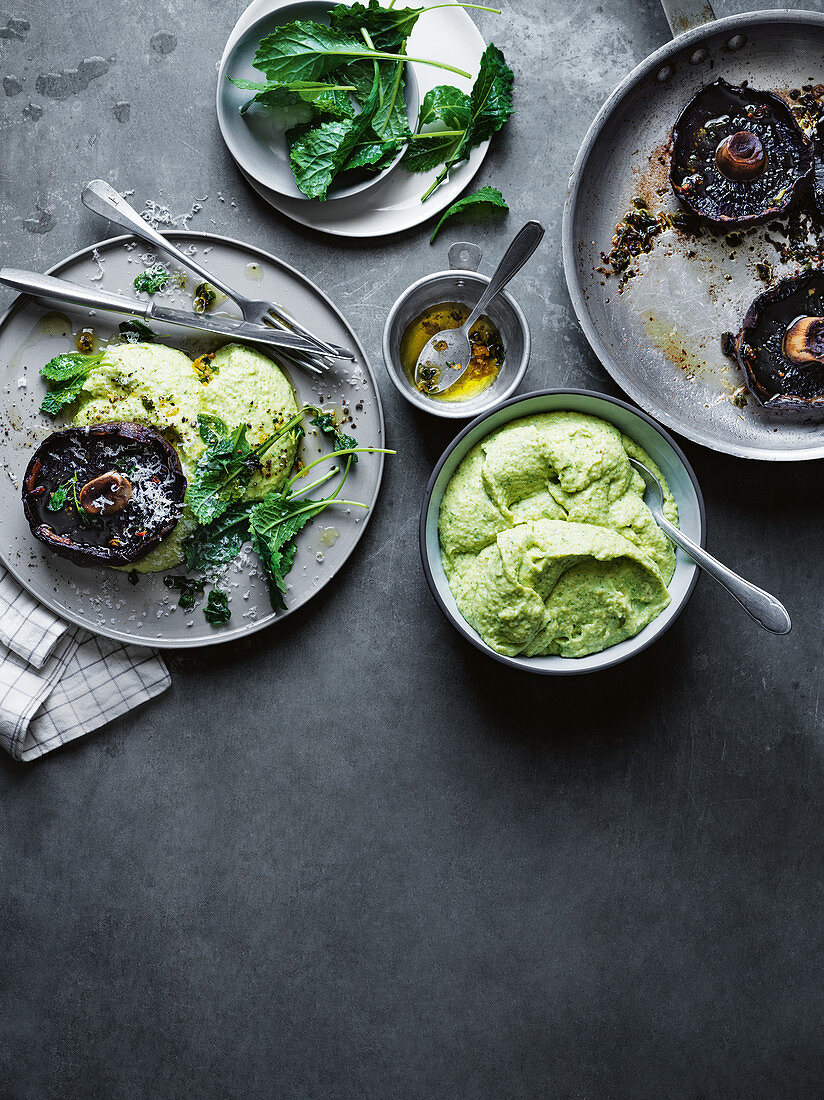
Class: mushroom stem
784,316,824,366
79,470,133,515
715,131,767,181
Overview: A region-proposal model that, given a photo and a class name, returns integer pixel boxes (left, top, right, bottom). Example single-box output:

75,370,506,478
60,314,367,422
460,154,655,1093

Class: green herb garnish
163,574,206,610
204,589,231,626
310,409,358,463
133,264,169,294
228,4,510,202
46,471,80,511
119,319,157,343
39,351,104,415
429,185,508,243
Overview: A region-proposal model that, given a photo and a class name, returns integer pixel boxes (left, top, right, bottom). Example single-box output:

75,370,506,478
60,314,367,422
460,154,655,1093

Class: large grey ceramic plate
563,9,824,461
0,232,385,648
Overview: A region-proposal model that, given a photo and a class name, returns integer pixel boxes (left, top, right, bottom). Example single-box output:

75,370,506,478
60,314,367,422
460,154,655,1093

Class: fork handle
655,513,792,635
465,220,545,330
82,180,241,303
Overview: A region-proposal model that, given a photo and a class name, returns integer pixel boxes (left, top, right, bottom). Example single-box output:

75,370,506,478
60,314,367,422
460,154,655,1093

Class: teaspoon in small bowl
413,220,544,395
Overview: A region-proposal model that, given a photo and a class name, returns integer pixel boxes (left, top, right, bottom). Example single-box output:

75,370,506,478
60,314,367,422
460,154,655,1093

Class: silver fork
630,458,792,635
81,179,354,373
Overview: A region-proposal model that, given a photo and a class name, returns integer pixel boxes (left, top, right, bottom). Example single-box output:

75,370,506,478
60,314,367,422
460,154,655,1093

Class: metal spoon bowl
630,458,792,635
413,220,544,395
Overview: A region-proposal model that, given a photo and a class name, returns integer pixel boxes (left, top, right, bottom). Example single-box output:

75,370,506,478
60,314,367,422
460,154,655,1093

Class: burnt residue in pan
670,79,813,228
730,269,824,413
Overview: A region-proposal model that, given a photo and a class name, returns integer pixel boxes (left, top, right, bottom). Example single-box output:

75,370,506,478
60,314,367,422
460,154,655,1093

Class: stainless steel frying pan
563,0,824,460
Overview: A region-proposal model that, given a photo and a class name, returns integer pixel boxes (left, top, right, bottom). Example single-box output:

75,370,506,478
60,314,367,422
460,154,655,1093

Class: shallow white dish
419,390,705,675
219,0,491,238
216,0,419,202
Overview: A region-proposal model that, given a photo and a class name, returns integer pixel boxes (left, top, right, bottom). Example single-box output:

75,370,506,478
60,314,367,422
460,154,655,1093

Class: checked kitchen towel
0,566,170,762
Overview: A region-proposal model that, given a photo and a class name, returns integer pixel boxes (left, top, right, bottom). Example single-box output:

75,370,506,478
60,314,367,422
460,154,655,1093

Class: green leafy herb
252,20,470,86
204,589,232,626
182,501,254,573
164,574,206,611
46,472,79,511
119,319,157,343
133,264,169,294
329,1,423,53
403,44,513,198
310,410,359,463
186,410,303,525
429,185,508,242
231,78,357,118
289,70,382,199
39,351,103,415
250,490,331,610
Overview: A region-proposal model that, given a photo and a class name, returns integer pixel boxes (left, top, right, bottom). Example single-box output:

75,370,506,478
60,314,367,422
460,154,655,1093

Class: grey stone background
2,0,824,1096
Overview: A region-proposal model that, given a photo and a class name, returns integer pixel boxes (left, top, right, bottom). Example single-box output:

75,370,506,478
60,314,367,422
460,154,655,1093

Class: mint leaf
429,185,508,243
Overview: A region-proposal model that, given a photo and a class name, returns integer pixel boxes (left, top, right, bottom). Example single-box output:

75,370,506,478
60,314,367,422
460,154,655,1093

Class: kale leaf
204,589,231,626
329,0,423,53
39,351,103,415
429,185,508,243
187,422,261,526
133,264,169,294
164,574,206,610
249,491,326,610
310,410,358,463
182,501,255,573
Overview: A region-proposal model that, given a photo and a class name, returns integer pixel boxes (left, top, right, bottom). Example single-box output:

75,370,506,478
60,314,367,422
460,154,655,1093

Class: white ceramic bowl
217,1,419,202
419,390,706,674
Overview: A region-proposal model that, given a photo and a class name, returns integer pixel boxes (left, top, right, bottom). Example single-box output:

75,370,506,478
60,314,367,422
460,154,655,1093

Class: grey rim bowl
217,0,419,202
383,270,531,419
419,389,706,675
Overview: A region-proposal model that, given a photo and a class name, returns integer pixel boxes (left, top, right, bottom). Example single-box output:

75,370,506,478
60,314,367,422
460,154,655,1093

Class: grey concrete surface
2,0,824,1096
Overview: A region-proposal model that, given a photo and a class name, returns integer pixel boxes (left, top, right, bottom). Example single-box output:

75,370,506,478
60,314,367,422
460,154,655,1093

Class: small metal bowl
419,390,706,675
382,242,531,419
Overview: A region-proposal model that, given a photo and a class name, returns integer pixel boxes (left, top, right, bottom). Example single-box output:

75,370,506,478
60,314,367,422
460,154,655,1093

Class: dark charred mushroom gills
715,131,766,181
22,422,187,567
736,271,824,413
79,471,133,515
671,79,813,227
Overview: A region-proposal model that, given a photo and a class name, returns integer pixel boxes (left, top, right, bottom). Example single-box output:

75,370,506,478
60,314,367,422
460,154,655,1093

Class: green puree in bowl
438,411,679,659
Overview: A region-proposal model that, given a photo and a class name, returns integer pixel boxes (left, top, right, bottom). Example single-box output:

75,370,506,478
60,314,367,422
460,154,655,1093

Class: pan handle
660,0,716,37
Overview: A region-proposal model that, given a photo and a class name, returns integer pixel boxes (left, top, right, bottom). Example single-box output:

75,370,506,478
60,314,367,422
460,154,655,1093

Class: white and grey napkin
0,566,170,762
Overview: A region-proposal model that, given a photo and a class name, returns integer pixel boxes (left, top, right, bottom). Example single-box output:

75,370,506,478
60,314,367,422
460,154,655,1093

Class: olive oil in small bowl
383,258,530,420
399,302,505,403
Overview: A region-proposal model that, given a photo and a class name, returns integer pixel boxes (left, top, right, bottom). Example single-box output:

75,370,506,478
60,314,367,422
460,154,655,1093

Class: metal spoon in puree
414,220,544,395
630,458,791,635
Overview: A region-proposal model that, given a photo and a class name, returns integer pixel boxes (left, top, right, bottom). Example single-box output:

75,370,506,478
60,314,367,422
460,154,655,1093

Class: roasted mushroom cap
22,422,187,567
735,270,824,413
670,79,812,228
